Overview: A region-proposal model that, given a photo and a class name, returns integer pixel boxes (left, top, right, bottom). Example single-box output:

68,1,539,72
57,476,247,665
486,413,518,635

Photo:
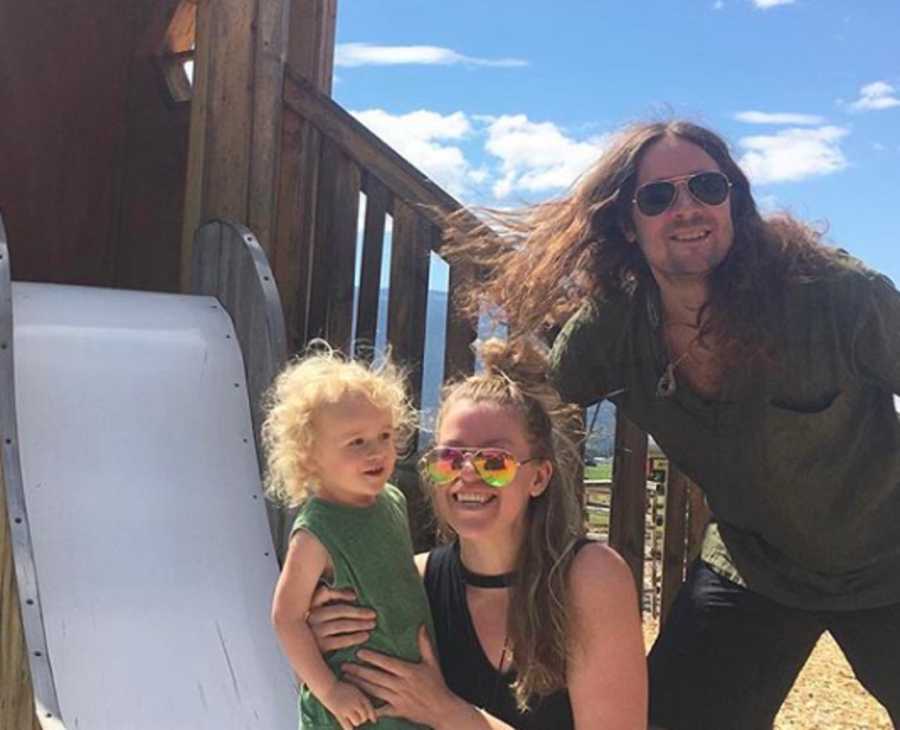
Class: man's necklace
656,348,692,398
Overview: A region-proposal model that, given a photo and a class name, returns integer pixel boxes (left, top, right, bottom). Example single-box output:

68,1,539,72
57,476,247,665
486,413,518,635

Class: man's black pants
648,560,900,730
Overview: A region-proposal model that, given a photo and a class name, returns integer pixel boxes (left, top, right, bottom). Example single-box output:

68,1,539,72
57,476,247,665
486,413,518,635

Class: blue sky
332,1,900,291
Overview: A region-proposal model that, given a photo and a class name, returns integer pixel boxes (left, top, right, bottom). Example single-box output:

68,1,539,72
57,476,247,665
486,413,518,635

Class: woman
307,339,647,729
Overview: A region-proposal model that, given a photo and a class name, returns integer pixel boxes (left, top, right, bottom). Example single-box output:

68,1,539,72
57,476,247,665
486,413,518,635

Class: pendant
656,362,677,398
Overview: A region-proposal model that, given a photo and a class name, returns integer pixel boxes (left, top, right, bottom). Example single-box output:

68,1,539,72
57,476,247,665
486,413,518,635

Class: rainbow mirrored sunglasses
420,447,543,489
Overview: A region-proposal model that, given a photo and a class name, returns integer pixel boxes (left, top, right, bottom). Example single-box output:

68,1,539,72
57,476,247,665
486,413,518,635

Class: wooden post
269,0,337,350
443,262,477,381
660,466,690,625
608,413,649,605
387,203,433,416
181,0,299,290
305,138,361,350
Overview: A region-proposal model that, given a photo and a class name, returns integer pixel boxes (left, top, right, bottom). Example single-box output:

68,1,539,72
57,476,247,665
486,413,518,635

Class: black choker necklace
459,561,516,588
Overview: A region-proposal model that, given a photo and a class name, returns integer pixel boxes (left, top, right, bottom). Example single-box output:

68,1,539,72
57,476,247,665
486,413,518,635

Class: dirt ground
642,618,893,729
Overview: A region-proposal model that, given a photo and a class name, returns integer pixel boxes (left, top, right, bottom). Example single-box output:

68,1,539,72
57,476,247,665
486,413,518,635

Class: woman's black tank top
423,539,591,730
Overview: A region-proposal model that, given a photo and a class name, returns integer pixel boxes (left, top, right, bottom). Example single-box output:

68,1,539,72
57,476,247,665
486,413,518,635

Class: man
445,120,900,729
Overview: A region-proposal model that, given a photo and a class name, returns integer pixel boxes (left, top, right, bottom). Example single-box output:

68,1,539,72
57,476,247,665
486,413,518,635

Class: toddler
264,347,433,730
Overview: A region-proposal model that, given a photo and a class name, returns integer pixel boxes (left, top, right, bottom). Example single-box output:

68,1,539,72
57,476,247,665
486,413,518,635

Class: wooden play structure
1,1,709,726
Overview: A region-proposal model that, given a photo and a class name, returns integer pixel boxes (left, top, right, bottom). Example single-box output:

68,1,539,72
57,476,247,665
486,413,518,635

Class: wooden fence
275,72,711,616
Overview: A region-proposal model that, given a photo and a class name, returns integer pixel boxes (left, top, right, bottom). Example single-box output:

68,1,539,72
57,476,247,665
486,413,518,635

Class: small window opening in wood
158,0,196,104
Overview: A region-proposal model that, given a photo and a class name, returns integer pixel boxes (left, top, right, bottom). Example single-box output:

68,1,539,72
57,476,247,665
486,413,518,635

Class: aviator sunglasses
420,447,543,488
632,171,732,217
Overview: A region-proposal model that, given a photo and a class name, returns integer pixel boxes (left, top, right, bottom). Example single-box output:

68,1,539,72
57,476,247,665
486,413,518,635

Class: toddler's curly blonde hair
261,344,415,507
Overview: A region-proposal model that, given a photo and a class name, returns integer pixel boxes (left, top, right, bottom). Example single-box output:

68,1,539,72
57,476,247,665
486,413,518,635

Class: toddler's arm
272,530,377,729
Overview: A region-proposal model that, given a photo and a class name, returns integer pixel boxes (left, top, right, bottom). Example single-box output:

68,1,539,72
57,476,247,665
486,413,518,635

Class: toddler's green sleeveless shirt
292,484,434,729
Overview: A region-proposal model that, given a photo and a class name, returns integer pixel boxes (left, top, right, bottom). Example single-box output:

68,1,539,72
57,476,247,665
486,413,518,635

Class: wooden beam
287,0,336,94
283,73,477,235
308,138,360,351
660,466,690,625
387,201,433,416
162,0,197,55
181,0,294,290
269,0,335,350
443,262,477,381
608,413,648,604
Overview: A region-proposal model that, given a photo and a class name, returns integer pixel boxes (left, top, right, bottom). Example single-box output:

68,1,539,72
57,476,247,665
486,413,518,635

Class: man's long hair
443,120,851,368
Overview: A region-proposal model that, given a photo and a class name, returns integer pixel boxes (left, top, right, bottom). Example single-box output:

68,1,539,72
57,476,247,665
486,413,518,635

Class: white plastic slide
1,218,297,729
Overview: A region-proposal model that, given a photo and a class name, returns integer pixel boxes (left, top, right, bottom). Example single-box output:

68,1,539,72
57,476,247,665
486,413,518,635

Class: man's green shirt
550,266,900,610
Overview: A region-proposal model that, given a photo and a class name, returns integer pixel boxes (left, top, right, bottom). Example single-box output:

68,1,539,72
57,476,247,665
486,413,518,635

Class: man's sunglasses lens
424,448,517,488
636,172,730,216
636,183,676,216
688,171,730,206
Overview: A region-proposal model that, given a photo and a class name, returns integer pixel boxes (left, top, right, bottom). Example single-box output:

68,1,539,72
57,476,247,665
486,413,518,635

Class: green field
584,463,612,481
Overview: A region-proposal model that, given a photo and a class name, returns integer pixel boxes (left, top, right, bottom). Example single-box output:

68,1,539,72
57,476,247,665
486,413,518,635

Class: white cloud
481,115,609,199
336,43,527,69
350,109,617,202
752,0,795,7
738,126,849,185
734,111,825,125
351,108,481,198
850,81,900,112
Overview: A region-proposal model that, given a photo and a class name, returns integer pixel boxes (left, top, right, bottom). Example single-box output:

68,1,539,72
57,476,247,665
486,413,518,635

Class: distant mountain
364,288,615,456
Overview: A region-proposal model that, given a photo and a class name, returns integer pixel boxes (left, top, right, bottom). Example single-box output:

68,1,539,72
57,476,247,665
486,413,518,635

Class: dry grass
642,617,893,729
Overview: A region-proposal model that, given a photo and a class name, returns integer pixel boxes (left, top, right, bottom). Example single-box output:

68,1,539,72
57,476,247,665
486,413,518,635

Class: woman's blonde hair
427,337,585,710
261,344,416,507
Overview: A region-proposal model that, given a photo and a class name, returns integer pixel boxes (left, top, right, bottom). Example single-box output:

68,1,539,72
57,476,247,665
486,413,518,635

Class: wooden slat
272,108,306,349
387,201,433,413
200,0,253,219
182,0,256,289
179,0,212,290
355,174,391,358
443,261,477,381
686,481,711,564
608,413,649,603
660,466,690,625
306,137,361,350
246,0,290,257
182,0,297,291
273,111,327,352
283,72,476,235
162,0,196,53
287,0,336,94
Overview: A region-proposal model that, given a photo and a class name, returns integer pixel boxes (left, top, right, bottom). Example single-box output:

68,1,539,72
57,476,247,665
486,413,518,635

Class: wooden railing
276,69,711,617
278,71,480,412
